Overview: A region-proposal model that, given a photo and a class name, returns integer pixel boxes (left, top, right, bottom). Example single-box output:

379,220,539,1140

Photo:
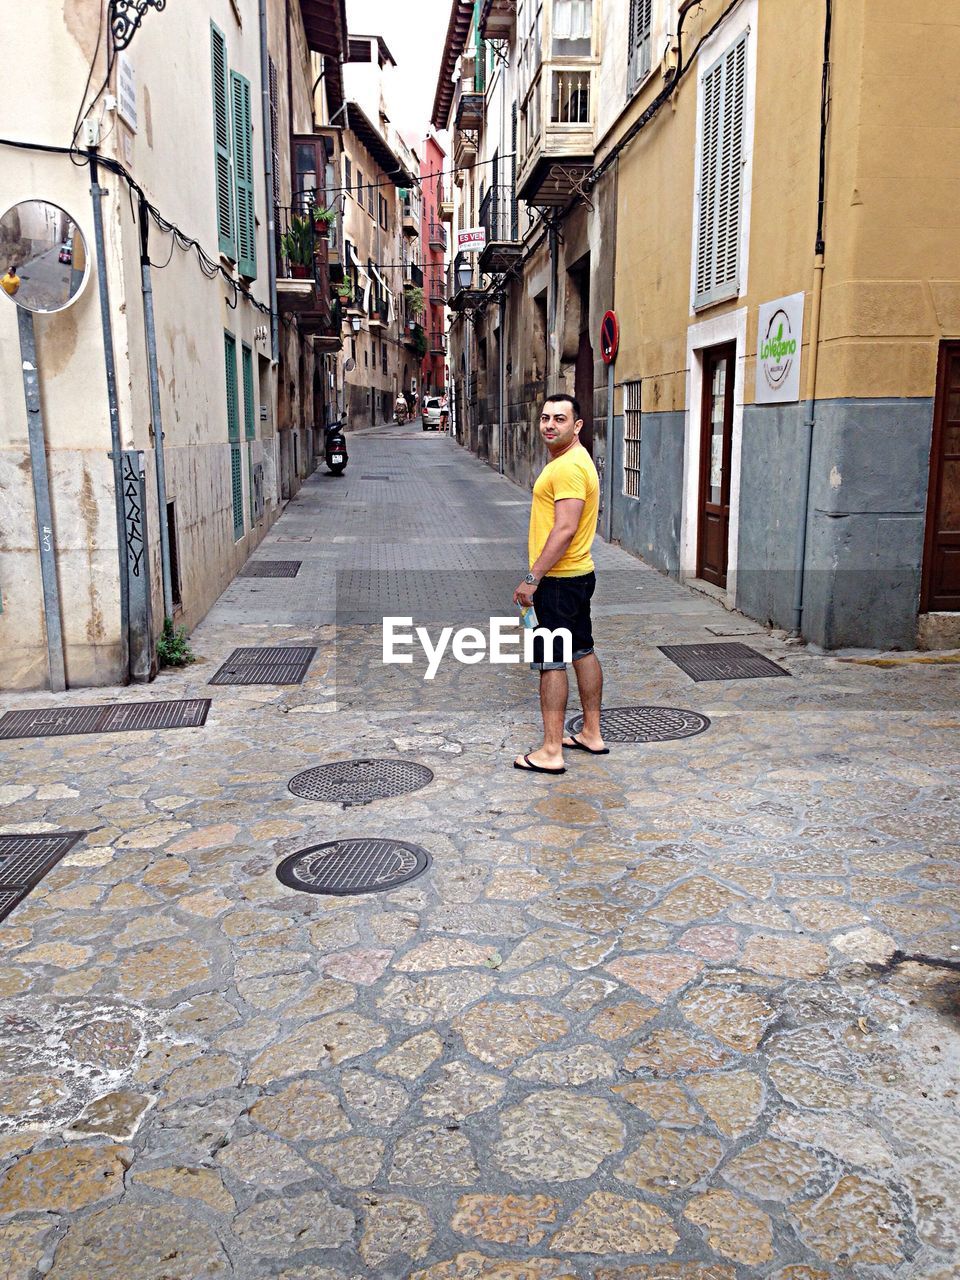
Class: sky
346,0,452,146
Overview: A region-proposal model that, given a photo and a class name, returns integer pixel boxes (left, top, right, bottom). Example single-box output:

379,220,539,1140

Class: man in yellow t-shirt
1,265,21,297
513,393,606,775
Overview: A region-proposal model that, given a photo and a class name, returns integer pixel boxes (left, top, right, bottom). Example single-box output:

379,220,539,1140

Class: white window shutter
696,34,747,307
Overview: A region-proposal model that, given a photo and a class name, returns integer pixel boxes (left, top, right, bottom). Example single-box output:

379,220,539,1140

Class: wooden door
922,342,960,611
697,342,736,588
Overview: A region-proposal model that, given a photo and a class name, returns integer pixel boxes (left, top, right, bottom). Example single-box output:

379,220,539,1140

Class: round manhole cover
288,758,434,806
276,838,431,896
566,705,711,743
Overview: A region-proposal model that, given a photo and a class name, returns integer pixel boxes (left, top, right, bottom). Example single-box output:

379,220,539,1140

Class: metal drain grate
240,561,302,578
566,705,712,743
360,474,393,480
209,647,317,686
288,758,434,807
658,642,791,682
0,831,84,923
276,838,430,896
0,700,211,741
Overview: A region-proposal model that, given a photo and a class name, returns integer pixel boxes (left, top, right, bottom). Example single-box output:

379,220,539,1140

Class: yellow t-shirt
528,444,600,577
1,273,20,297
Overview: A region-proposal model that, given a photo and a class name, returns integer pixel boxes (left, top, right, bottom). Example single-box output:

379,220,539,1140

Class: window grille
552,69,590,124
628,0,653,94
622,379,642,498
695,34,747,308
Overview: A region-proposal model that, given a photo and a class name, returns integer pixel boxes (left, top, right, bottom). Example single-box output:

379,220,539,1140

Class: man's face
539,400,582,449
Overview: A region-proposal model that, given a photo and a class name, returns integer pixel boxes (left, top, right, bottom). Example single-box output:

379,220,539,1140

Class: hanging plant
313,205,337,227
413,326,428,359
404,284,424,315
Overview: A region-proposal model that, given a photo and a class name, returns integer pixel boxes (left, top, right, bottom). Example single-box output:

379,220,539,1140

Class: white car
421,396,444,431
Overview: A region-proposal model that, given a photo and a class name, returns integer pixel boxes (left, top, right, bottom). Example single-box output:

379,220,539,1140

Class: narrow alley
0,428,957,1278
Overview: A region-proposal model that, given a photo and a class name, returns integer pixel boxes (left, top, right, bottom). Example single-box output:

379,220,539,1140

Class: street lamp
455,253,473,292
350,316,362,333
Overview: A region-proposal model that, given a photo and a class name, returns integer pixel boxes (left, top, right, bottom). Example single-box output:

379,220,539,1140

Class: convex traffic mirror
0,200,89,314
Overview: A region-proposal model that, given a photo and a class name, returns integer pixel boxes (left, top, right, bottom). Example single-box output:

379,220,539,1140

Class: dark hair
541,393,581,420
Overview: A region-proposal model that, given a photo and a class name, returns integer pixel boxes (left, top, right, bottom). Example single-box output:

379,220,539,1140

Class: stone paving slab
0,427,958,1278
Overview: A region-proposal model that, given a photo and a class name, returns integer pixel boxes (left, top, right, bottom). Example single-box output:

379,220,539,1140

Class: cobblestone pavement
1,427,959,1279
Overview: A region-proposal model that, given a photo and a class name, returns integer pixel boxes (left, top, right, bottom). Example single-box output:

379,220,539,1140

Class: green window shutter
224,332,239,441
231,70,257,279
224,331,244,539
241,343,256,439
231,444,244,539
211,23,236,260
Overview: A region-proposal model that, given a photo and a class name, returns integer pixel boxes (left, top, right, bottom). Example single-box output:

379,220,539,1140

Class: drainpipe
547,220,559,388
790,0,832,637
89,148,131,683
498,289,506,474
138,195,173,620
259,0,279,362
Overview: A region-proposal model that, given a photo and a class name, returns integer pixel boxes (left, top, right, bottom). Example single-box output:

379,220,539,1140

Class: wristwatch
523,572,539,585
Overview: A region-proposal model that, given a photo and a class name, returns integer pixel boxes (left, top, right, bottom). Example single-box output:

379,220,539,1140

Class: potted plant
313,205,337,227
281,214,314,278
336,281,354,305
403,284,424,315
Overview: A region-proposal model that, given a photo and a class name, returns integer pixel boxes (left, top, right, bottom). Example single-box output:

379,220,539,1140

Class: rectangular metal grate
240,561,302,578
208,646,317,686
0,831,84,923
360,474,393,480
658,642,791,682
0,699,211,740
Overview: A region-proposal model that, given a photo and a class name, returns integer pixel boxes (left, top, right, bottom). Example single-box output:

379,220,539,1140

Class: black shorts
530,572,596,670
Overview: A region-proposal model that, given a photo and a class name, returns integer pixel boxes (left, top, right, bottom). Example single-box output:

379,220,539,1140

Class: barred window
623,379,642,498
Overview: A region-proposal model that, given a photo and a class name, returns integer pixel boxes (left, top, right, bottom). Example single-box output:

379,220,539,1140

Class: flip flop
563,735,610,755
513,754,566,775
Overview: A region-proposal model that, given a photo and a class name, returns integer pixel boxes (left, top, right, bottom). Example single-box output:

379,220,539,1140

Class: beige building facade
437,0,960,651
0,0,346,690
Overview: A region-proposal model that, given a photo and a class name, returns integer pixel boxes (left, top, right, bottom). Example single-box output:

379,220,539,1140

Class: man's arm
514,498,584,605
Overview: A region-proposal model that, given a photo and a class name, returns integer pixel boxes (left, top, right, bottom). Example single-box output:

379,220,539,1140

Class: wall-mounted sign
600,310,619,365
756,292,804,404
456,226,486,253
117,53,138,132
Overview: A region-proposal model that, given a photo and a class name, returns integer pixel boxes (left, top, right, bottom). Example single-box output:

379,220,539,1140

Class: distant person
1,265,20,297
394,391,408,425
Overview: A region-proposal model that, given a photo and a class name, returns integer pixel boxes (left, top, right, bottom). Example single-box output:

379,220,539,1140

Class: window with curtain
552,0,592,57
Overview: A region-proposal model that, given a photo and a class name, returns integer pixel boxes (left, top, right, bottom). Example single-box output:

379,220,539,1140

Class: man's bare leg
563,651,605,751
515,668,568,770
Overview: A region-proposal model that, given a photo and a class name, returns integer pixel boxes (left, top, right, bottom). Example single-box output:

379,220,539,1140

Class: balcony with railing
447,256,485,312
428,221,448,251
480,0,517,39
402,259,424,288
478,184,521,274
517,62,596,205
452,67,485,132
428,269,447,305
368,297,390,329
275,205,343,346
429,330,447,355
402,199,420,238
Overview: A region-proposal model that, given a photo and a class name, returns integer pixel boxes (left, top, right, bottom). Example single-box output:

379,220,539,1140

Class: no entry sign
600,310,619,365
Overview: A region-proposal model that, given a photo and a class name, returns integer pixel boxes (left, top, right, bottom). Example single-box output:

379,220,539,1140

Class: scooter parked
325,418,348,476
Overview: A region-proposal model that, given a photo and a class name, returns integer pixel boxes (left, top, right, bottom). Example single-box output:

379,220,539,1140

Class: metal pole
17,310,66,692
498,290,506,475
139,196,173,618
259,0,279,362
604,360,615,541
89,148,131,681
